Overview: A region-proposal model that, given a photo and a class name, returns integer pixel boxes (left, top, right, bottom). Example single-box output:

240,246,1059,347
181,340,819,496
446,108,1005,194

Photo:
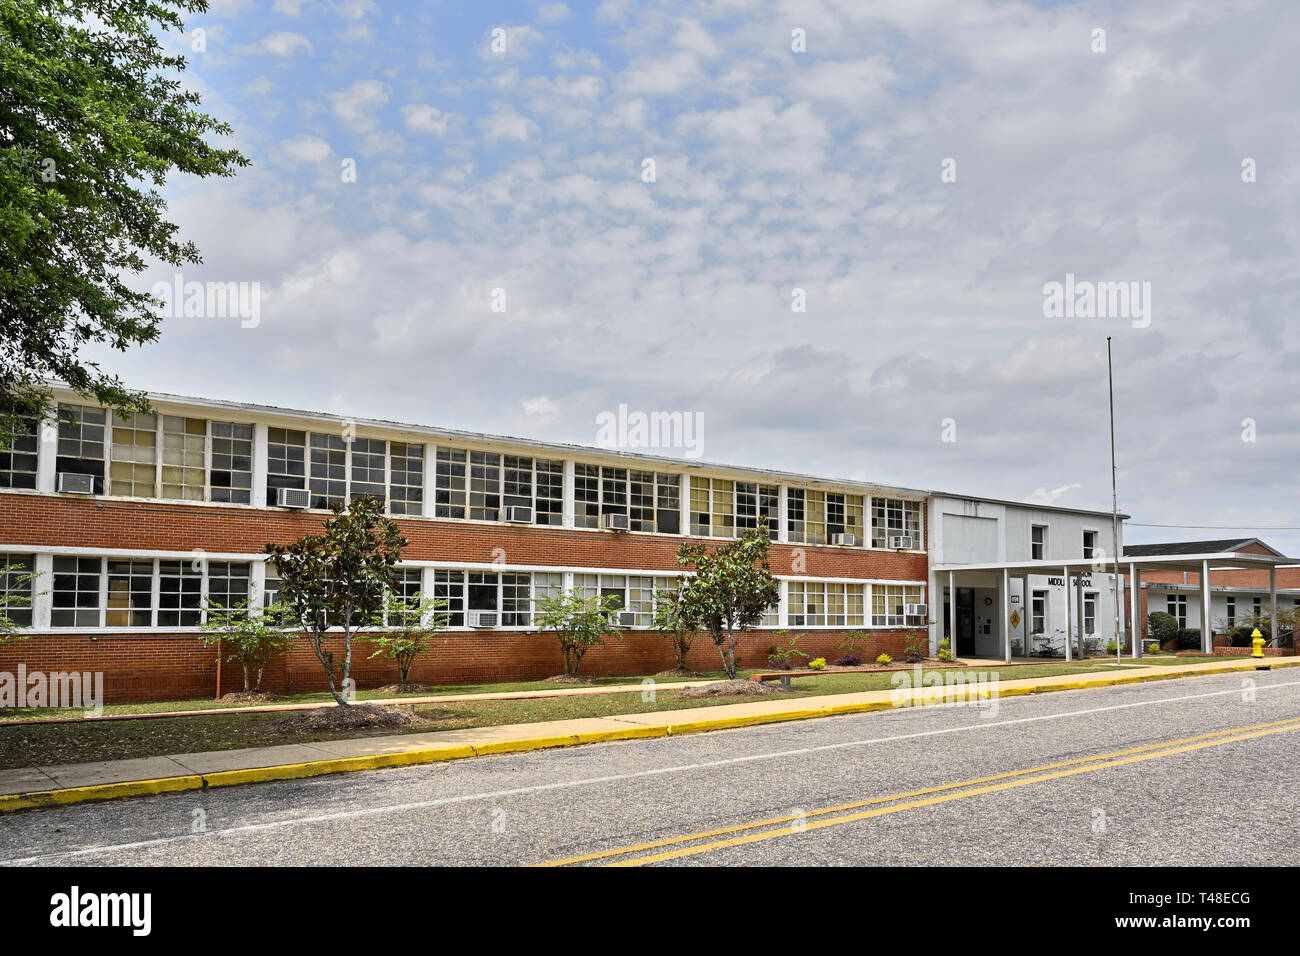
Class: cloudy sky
90,0,1300,552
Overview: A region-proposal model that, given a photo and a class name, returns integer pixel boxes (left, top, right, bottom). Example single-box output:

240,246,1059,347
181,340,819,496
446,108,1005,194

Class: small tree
365,591,449,689
200,600,294,695
652,583,702,671
535,590,624,678
0,561,38,643
676,527,780,680
265,496,407,705
1147,611,1179,649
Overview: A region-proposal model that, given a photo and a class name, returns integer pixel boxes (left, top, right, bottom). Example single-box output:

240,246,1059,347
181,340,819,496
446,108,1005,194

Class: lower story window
52,557,101,628
788,581,866,627
872,584,923,627
106,559,153,627
158,560,202,627
0,554,34,628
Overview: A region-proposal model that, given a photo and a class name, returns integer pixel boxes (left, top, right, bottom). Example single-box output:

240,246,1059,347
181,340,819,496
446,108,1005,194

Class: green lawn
0,659,1191,771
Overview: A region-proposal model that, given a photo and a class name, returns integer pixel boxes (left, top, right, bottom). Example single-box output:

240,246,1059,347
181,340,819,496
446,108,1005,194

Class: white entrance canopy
933,547,1299,661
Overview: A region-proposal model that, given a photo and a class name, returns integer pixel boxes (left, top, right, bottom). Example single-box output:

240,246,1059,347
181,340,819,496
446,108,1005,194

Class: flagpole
1108,337,1122,665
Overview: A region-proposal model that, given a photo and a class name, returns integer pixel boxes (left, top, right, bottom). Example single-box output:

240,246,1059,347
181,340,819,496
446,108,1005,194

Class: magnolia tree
200,600,294,695
676,527,780,680
535,591,624,678
365,591,449,689
265,496,407,705
652,582,702,671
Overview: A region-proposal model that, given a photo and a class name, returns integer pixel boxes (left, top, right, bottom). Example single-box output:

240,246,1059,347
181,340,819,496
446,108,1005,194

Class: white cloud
479,105,538,142
538,3,571,23
401,104,453,135
247,31,313,57
278,134,333,165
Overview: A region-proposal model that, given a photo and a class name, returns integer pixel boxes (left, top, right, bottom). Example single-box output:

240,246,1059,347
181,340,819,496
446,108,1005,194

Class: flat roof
935,549,1299,574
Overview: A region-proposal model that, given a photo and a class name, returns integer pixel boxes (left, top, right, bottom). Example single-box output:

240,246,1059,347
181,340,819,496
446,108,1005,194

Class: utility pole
1108,337,1122,665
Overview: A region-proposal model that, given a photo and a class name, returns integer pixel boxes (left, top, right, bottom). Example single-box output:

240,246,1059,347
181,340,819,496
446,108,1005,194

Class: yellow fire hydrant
1251,627,1269,670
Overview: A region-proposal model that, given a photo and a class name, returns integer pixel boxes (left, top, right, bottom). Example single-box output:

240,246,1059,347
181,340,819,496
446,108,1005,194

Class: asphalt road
2,669,1298,866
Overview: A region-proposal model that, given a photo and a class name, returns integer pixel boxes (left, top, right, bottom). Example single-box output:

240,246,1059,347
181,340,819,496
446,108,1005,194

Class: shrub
767,630,809,670
834,652,862,667
937,636,953,663
902,630,925,663
875,653,892,667
1148,611,1179,646
1176,627,1201,650
1146,642,1160,655
1104,640,1118,654
808,657,826,670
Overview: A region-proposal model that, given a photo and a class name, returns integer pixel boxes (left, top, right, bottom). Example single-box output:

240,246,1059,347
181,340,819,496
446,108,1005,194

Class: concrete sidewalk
1,656,1293,813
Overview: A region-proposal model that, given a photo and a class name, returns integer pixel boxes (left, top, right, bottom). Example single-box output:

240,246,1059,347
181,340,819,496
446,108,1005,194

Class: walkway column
1063,566,1072,662
1270,567,1279,648
1076,571,1085,658
1201,559,1213,653
1115,564,1126,659
1129,563,1141,658
1001,567,1011,663
948,571,956,655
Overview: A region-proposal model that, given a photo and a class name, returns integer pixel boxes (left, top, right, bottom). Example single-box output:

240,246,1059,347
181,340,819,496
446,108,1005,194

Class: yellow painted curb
1,658,1295,814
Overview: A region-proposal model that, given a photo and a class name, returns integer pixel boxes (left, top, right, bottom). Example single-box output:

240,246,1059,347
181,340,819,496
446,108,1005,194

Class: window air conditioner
466,610,498,628
831,532,857,546
617,610,637,627
274,487,311,509
890,535,914,550
904,603,928,618
505,505,533,523
57,472,95,495
600,512,630,532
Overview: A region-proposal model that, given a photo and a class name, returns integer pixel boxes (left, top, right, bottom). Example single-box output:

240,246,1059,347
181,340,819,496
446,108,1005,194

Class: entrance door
956,588,975,655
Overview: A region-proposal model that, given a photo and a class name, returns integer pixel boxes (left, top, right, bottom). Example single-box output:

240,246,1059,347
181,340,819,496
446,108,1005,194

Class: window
106,559,153,627
434,569,465,626
0,554,34,627
57,405,107,494
210,422,253,503
872,584,923,627
267,428,306,494
503,456,563,525
435,448,467,518
691,477,734,537
161,415,206,500
1252,597,1262,618
309,433,347,508
578,466,678,532
574,464,600,528
736,483,779,540
388,442,424,515
1032,590,1048,634
1083,530,1098,560
109,412,157,497
825,493,864,545
1167,594,1187,629
0,415,39,489
1084,592,1097,634
1031,525,1047,561
157,560,202,627
788,581,866,627
387,569,424,625
600,468,626,519
532,571,565,610
787,489,837,545
502,572,532,627
263,563,283,610
871,498,922,549
349,437,387,502
1226,596,1236,627
468,452,501,521
51,556,101,627
207,562,252,611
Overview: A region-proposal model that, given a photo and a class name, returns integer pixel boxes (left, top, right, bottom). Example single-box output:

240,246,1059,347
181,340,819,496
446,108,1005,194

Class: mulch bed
371,683,435,695
544,674,598,686
219,691,279,704
265,703,423,733
653,668,709,679
679,680,791,699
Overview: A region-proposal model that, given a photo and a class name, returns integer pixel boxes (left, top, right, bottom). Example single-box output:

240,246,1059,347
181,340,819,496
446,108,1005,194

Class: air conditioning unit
505,505,533,523
274,487,311,509
57,472,95,495
617,610,637,627
905,603,928,618
600,512,630,532
890,535,914,550
831,532,857,546
466,610,498,628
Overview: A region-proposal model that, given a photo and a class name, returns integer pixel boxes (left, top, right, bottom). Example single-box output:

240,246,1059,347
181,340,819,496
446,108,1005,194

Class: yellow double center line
534,716,1300,867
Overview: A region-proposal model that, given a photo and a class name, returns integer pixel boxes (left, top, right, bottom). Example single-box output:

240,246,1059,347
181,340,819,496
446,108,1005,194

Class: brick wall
0,627,922,703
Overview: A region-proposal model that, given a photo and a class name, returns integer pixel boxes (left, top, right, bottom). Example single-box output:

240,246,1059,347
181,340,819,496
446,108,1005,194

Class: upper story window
577,465,679,532
309,433,347,509
503,455,564,526
267,428,307,494
0,415,39,489
349,437,387,501
787,489,863,545
161,416,207,500
109,412,158,497
57,404,107,494
388,442,424,516
1082,530,1098,559
871,498,922,549
691,477,734,538
736,482,779,540
435,448,467,518
210,422,253,504
468,451,501,521
1031,524,1047,560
